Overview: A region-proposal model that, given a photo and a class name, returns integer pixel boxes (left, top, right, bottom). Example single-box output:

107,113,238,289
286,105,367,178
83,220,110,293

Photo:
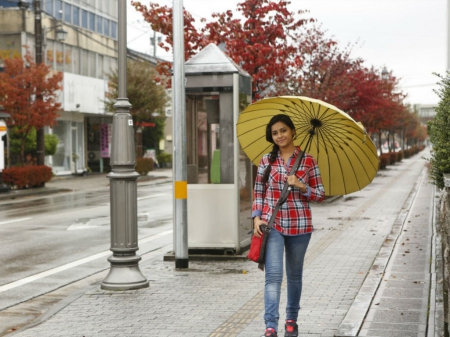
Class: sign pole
173,0,188,269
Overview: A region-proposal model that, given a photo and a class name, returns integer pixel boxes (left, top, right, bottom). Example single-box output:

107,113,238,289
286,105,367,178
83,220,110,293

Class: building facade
416,104,437,126
0,0,118,174
0,0,172,174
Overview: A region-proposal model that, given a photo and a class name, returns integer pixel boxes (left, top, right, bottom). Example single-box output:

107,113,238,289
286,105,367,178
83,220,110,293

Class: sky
126,0,447,106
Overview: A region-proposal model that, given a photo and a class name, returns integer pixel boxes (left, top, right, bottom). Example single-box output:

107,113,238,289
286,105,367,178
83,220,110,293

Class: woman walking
252,114,325,337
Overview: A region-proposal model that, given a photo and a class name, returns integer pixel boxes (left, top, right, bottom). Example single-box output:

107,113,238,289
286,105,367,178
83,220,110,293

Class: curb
334,168,426,337
0,174,171,202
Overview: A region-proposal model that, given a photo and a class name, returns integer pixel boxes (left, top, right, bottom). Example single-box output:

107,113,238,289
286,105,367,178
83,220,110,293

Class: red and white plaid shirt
252,147,325,236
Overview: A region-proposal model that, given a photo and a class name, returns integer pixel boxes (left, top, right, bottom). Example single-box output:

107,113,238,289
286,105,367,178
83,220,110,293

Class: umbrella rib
319,125,378,192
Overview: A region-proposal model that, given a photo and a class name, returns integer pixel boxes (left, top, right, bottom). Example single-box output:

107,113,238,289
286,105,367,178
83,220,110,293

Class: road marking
0,218,32,226
137,193,168,201
0,229,173,293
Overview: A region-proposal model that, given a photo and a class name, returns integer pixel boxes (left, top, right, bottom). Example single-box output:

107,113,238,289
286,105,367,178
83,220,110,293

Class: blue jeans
264,229,311,331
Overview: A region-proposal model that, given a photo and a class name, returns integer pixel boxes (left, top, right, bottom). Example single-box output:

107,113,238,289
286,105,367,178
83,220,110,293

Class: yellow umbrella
236,96,379,196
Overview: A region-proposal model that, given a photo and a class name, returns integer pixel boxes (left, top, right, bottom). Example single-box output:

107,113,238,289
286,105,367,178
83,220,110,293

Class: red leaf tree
0,51,62,165
131,0,418,153
132,0,313,99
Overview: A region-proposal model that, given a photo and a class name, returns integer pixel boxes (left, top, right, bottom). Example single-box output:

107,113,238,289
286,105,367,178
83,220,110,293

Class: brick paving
9,150,441,337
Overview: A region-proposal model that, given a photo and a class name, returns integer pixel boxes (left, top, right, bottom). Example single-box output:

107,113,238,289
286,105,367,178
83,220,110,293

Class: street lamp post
101,0,149,291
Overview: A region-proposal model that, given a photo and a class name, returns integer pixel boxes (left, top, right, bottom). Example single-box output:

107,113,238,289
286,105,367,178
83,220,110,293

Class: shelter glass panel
237,91,253,250
186,94,234,184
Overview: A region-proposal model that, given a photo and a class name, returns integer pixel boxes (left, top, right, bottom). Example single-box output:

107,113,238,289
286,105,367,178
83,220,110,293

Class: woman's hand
287,175,307,193
253,217,267,237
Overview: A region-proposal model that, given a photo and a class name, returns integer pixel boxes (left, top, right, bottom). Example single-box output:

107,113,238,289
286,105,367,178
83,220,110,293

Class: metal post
33,0,45,166
101,0,149,290
173,0,188,269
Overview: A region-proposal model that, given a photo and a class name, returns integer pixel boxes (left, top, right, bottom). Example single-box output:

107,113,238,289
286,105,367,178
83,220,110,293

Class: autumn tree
132,0,313,99
0,52,62,165
278,26,362,110
132,0,410,154
105,59,168,157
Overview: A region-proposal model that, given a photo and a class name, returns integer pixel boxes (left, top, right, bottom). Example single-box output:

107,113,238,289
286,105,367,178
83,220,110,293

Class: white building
0,0,118,174
416,104,437,125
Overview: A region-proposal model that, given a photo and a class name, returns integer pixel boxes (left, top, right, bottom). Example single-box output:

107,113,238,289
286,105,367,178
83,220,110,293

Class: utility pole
33,0,45,166
173,0,188,269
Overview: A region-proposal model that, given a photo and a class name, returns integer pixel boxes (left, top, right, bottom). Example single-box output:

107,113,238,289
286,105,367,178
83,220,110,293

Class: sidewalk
6,151,443,337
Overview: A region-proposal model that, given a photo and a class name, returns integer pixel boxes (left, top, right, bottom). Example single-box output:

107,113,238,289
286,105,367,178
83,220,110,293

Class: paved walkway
5,150,444,337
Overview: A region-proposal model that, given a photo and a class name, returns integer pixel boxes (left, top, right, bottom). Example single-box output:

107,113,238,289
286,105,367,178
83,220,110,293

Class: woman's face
271,121,295,148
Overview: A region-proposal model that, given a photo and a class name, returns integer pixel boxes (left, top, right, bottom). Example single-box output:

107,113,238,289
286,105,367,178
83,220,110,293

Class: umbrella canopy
236,96,379,196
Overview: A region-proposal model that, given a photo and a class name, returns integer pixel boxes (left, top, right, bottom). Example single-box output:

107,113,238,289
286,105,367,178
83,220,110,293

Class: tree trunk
378,130,383,154
20,137,25,166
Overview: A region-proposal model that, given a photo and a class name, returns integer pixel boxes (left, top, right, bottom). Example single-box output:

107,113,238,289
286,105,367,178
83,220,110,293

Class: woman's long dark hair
261,114,296,185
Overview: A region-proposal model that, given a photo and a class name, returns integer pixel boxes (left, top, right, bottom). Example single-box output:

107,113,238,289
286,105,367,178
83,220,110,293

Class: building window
96,16,103,34
80,49,89,76
72,47,80,75
81,9,88,29
44,0,53,16
55,0,62,20
55,42,64,72
45,40,54,68
103,18,110,37
88,12,95,31
73,6,80,26
111,21,117,39
89,51,96,78
64,3,71,23
97,54,104,79
64,45,73,73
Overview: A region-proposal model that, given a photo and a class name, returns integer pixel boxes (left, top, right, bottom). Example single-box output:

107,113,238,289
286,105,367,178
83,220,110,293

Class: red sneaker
284,320,298,337
262,327,278,337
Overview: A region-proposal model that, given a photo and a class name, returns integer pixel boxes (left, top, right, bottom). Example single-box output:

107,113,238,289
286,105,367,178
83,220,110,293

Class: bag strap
257,150,304,270
266,150,304,230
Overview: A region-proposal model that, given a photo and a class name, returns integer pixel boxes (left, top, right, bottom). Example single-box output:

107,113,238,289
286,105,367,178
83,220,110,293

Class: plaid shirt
252,147,325,235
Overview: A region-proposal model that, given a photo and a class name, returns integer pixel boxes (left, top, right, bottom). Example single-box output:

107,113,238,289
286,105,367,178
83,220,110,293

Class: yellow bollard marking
174,181,187,199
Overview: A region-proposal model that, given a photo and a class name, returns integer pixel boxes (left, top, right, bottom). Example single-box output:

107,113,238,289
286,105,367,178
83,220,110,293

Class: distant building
416,104,437,125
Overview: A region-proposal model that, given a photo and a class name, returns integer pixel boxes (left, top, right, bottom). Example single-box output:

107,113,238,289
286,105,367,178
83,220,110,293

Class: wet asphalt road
0,181,174,313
